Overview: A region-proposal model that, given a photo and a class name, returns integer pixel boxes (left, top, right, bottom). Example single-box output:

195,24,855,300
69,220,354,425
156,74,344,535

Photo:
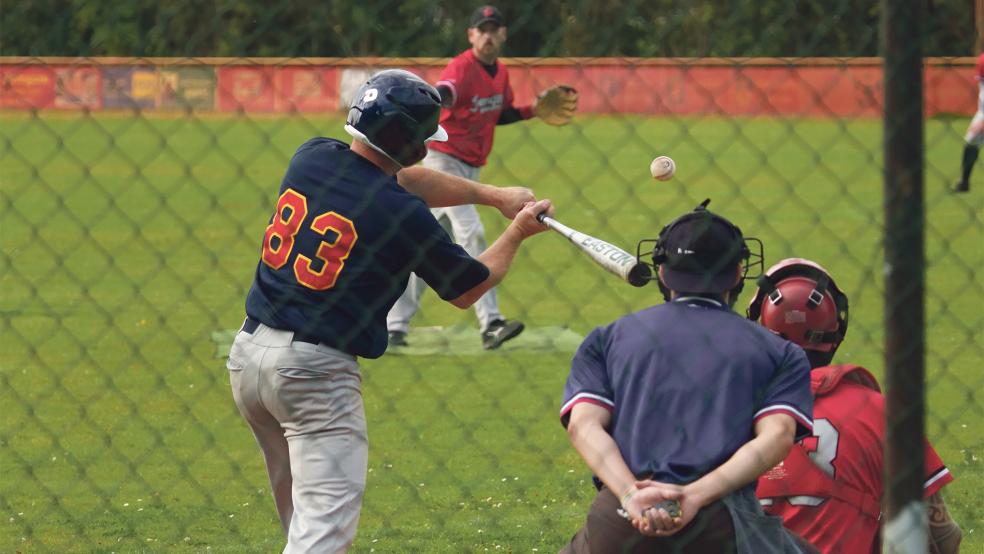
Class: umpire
559,201,817,553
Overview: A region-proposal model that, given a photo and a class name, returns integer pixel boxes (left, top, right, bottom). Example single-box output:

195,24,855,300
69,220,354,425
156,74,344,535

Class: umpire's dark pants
560,487,737,554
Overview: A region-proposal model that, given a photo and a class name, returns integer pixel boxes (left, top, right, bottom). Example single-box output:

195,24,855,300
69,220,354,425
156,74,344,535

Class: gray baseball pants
228,321,367,553
386,149,503,333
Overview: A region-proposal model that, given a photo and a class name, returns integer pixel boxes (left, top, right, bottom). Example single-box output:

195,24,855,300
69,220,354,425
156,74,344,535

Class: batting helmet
636,199,764,304
345,69,448,167
746,258,849,358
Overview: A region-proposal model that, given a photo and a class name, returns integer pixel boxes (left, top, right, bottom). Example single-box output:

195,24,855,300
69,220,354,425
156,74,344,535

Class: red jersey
976,52,984,82
428,49,518,167
756,365,953,554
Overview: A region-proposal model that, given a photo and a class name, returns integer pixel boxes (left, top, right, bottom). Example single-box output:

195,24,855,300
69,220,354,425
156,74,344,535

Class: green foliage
0,0,974,57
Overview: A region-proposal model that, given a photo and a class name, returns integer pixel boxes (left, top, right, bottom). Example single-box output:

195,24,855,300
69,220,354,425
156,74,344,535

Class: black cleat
951,181,969,193
481,319,524,350
388,330,409,347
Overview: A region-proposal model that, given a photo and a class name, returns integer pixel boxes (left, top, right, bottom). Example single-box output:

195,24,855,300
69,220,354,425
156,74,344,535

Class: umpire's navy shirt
560,296,813,488
245,138,489,359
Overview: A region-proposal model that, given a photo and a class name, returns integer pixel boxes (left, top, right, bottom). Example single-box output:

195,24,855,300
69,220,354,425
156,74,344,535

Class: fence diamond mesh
0,3,981,553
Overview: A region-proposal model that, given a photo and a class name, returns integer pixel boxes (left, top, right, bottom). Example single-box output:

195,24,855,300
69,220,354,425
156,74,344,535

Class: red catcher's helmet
746,258,848,353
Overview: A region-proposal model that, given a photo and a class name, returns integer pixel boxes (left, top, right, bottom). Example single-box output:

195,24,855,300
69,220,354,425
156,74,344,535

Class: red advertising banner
925,64,976,115
505,62,972,118
216,66,276,112
0,58,976,117
274,67,340,112
0,65,56,109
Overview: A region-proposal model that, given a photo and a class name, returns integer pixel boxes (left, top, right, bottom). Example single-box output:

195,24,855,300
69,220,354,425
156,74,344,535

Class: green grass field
1,110,982,552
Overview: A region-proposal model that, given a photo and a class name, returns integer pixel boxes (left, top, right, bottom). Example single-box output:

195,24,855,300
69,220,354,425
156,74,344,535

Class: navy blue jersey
560,296,812,488
245,138,489,358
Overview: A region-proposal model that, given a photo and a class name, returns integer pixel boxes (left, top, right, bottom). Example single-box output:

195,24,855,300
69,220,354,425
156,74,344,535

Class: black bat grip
628,263,652,287
536,212,548,223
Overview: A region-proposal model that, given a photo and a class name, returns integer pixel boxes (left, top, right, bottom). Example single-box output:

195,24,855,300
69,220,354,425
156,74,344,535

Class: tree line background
1,0,975,58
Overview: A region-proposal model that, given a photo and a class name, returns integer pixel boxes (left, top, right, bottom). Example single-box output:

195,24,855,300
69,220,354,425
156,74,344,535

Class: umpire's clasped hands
622,480,692,537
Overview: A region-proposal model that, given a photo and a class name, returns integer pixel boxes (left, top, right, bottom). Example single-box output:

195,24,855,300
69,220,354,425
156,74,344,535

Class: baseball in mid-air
650,156,676,181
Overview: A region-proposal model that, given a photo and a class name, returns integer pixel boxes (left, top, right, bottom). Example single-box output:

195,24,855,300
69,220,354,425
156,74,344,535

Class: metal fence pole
881,0,926,552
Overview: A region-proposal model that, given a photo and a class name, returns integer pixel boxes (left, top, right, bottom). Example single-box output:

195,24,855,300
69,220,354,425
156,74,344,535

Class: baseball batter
748,258,961,554
386,4,578,350
953,52,984,193
227,69,552,552
559,202,817,553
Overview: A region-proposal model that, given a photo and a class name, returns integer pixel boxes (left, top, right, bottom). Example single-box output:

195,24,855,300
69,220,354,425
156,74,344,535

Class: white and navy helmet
345,69,448,167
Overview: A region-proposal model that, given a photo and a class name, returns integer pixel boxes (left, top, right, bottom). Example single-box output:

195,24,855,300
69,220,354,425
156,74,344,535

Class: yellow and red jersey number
261,189,358,290
295,212,357,290
262,189,308,269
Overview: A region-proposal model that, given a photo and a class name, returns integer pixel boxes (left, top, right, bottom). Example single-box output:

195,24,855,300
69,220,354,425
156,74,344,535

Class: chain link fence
1,3,982,553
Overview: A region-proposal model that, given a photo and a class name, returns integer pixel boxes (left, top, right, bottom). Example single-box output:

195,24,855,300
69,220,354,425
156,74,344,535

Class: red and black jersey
756,364,953,554
428,49,518,167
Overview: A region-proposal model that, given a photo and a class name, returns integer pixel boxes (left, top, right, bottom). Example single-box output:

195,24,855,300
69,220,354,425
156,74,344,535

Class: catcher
748,258,961,554
386,4,578,351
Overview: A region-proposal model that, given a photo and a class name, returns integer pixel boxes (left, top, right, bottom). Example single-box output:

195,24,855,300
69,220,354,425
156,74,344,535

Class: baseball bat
537,213,651,287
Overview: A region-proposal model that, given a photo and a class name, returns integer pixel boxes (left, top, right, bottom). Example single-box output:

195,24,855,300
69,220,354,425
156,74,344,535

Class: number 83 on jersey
261,188,358,291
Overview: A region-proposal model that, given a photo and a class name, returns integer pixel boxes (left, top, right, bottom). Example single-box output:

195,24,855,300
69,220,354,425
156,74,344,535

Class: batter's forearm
397,165,492,208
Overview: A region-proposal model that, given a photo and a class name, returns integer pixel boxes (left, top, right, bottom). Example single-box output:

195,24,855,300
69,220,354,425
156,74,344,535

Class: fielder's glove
533,85,578,126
